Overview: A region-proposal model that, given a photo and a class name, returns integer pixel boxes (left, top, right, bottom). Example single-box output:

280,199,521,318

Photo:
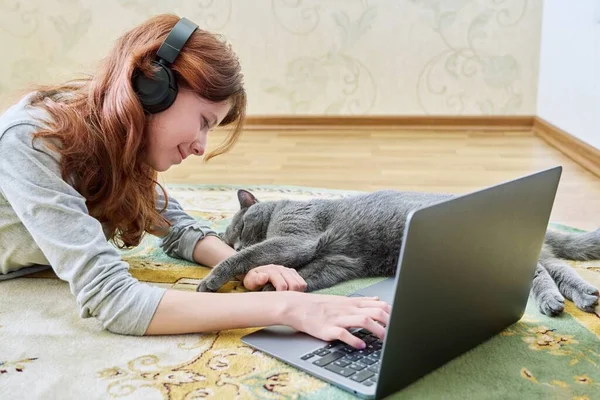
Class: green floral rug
1,184,598,400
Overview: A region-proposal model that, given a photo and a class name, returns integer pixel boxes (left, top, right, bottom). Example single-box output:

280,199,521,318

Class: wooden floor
159,128,600,231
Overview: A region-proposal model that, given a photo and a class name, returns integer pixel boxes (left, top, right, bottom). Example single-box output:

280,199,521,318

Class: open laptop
242,166,562,399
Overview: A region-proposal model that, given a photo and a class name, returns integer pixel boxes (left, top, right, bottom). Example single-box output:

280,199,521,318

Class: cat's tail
545,228,600,261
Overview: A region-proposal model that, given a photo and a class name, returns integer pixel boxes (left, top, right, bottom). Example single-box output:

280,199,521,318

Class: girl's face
144,89,231,172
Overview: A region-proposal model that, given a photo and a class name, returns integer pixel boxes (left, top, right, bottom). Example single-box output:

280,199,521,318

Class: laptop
241,166,562,399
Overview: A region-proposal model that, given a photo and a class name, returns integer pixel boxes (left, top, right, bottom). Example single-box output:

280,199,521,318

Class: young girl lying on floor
0,14,389,349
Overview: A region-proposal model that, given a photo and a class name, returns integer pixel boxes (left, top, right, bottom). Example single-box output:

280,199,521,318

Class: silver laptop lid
376,166,562,398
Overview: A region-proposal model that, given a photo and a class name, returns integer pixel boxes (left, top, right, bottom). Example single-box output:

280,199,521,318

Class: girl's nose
190,141,205,156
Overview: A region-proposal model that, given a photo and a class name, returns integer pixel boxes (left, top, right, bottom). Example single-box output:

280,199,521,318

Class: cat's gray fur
197,189,599,316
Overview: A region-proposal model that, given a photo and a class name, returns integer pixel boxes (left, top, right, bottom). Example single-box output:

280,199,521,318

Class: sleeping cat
197,189,600,316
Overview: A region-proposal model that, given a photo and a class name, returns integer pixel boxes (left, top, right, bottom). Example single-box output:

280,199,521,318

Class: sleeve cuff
160,221,218,262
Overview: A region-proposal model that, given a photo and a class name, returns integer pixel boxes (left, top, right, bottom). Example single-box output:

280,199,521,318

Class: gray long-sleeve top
0,93,217,335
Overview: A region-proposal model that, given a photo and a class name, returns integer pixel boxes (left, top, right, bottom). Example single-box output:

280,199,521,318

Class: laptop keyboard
299,329,382,386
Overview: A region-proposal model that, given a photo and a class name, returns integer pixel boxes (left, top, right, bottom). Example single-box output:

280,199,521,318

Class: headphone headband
156,17,199,65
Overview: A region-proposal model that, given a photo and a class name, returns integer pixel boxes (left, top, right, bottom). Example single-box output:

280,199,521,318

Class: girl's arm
146,289,390,349
150,223,390,348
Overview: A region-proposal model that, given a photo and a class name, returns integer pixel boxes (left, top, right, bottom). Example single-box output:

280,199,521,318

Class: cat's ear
237,189,259,208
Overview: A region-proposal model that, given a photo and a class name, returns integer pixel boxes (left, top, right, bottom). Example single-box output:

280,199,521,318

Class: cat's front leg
541,257,599,312
196,257,238,292
531,263,565,316
197,237,318,292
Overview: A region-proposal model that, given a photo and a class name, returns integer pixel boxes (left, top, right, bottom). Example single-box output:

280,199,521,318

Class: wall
536,0,600,150
0,0,542,116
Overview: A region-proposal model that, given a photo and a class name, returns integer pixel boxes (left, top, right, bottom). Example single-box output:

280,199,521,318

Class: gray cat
197,189,599,316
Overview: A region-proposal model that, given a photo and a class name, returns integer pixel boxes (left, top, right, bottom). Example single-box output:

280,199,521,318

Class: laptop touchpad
348,278,396,304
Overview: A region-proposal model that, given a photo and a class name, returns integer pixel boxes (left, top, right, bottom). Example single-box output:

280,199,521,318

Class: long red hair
29,14,246,248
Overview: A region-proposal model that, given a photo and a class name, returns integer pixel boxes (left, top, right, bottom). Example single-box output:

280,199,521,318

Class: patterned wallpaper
0,0,542,115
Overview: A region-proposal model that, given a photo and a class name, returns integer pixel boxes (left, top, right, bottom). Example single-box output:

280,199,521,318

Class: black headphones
132,17,199,114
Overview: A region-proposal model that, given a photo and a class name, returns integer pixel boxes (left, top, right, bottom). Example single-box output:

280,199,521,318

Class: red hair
29,14,246,248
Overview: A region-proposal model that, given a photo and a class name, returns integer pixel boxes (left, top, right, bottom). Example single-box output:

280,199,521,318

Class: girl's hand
282,293,391,348
241,264,307,292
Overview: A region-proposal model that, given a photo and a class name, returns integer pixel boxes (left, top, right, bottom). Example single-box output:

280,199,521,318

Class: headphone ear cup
132,61,178,114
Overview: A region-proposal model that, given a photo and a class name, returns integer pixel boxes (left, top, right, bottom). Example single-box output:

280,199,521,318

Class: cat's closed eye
232,221,244,251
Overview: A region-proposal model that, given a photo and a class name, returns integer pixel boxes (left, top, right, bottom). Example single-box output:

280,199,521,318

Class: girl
0,14,389,349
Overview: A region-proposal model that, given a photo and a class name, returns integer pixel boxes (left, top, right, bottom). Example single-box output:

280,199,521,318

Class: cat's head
220,189,270,251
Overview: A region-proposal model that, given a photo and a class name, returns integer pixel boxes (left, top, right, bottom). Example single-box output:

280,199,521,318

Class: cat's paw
196,276,222,292
537,292,565,316
531,264,565,316
196,262,236,292
571,282,599,312
554,272,599,313
196,279,214,292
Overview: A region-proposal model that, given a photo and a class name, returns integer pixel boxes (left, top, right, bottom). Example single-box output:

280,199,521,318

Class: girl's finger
336,315,387,341
268,271,289,291
331,327,366,349
243,270,269,290
357,299,392,314
358,307,390,328
283,268,306,291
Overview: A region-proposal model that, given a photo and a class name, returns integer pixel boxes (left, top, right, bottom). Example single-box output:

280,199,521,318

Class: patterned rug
1,184,599,400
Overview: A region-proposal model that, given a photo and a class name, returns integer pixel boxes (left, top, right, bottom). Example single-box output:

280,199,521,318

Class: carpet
1,184,598,400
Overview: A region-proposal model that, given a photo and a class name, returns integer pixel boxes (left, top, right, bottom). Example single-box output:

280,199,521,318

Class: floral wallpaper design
0,0,542,115
262,2,378,114
412,0,532,114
